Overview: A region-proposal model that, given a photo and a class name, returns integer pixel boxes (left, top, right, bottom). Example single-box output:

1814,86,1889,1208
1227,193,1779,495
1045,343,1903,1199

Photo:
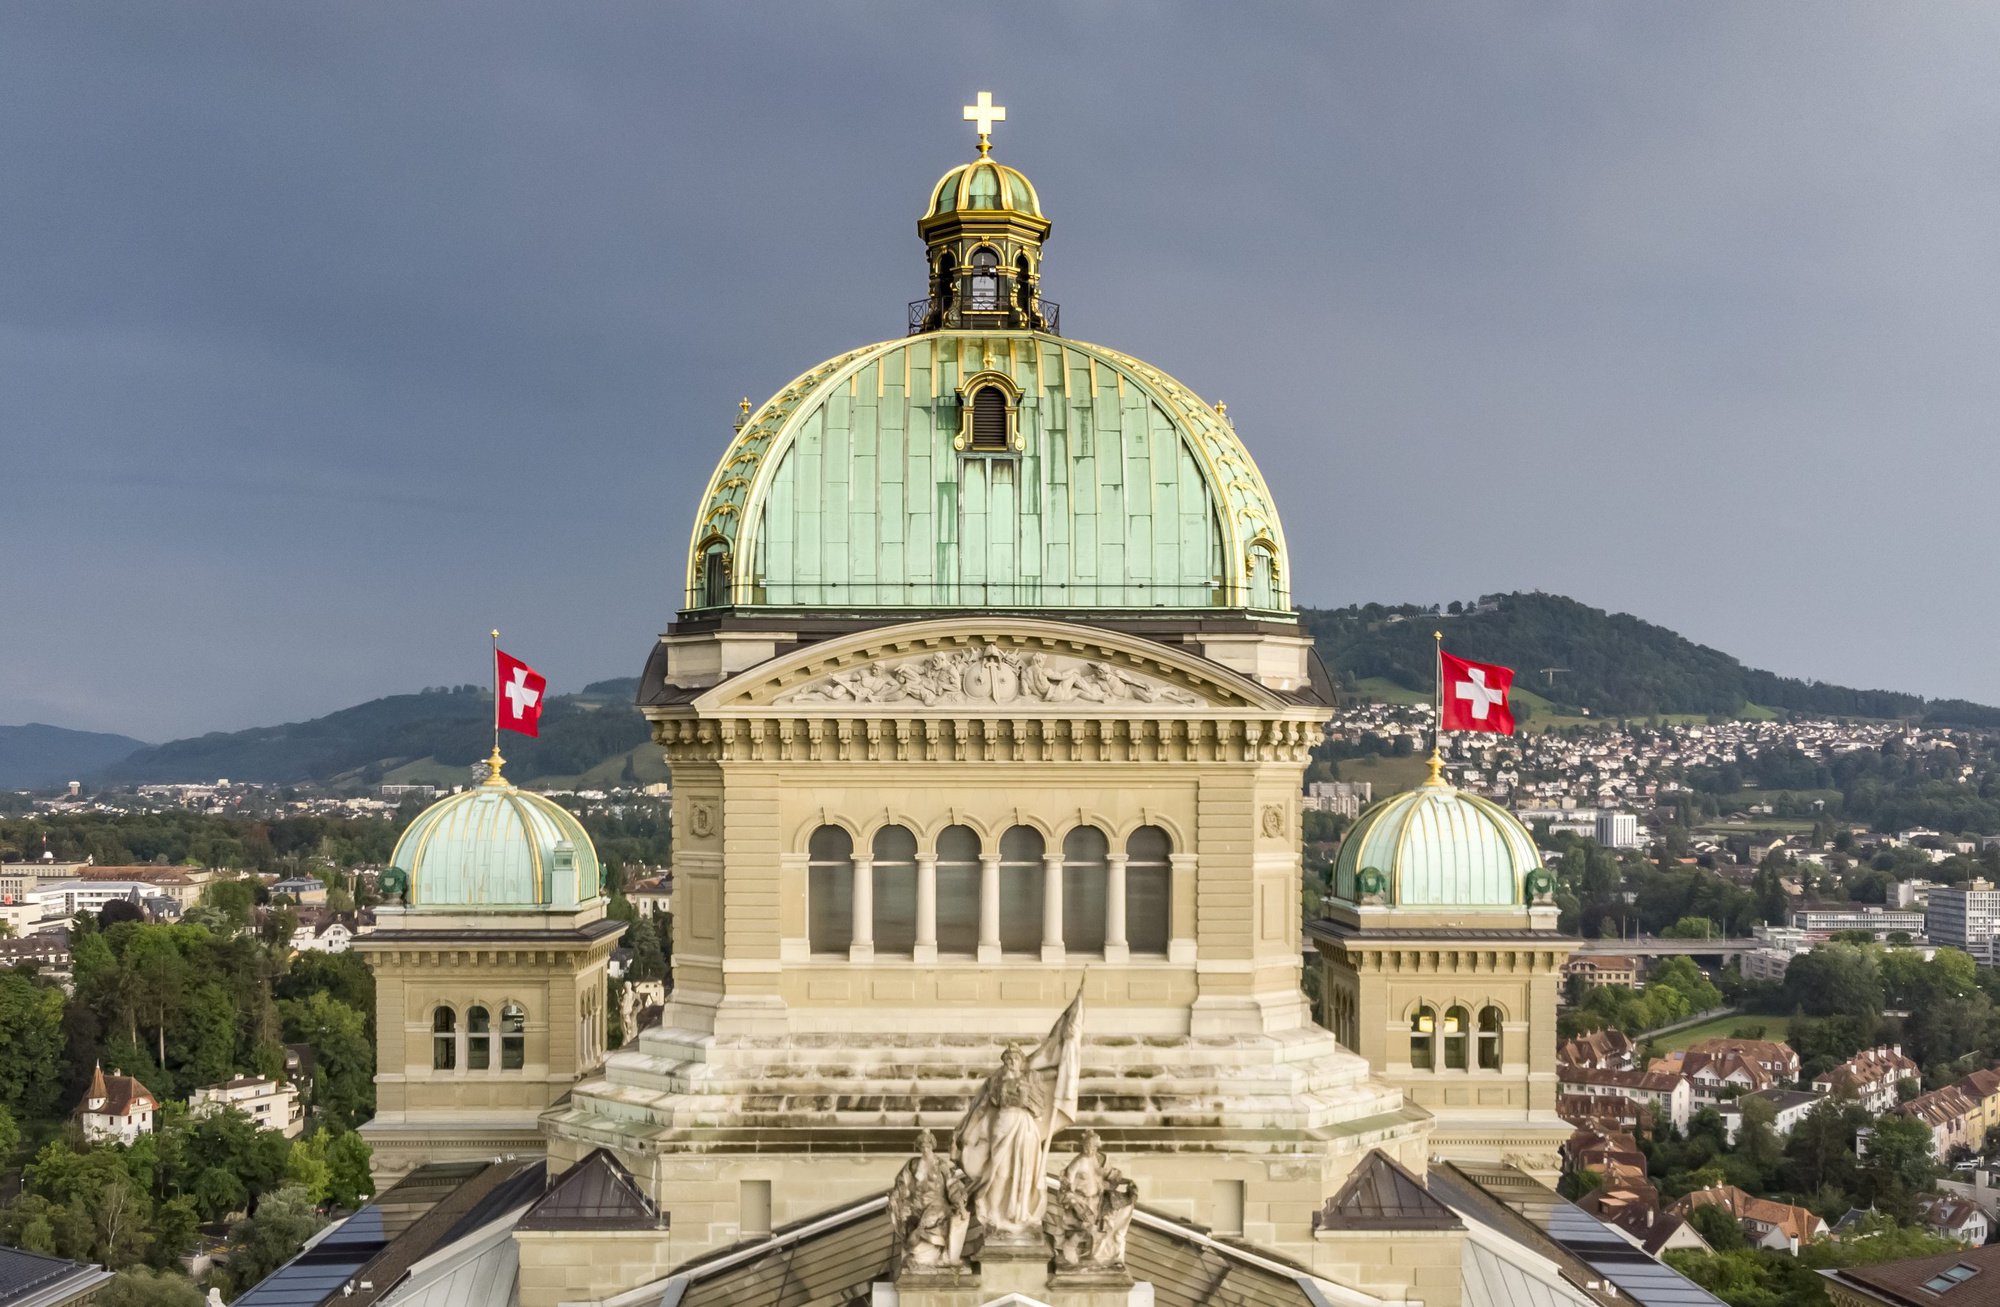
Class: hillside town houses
1815,1045,1922,1113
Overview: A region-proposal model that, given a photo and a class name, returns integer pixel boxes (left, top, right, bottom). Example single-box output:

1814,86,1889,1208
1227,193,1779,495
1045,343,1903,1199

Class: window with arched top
1478,1006,1503,1071
808,825,854,955
1014,253,1034,317
432,1007,457,1071
1062,826,1109,954
501,1003,526,1070
872,825,918,956
935,825,981,956
699,542,730,608
1248,542,1280,610
1410,1006,1436,1071
934,251,957,316
998,826,1045,955
1443,1005,1470,1071
970,387,1009,452
968,247,1000,311
467,1005,491,1070
1125,826,1172,956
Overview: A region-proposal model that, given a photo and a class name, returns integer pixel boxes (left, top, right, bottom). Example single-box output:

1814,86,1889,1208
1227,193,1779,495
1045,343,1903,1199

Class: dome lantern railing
908,295,1058,336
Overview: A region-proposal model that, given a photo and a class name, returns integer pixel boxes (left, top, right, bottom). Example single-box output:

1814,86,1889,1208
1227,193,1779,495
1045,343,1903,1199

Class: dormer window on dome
953,370,1022,454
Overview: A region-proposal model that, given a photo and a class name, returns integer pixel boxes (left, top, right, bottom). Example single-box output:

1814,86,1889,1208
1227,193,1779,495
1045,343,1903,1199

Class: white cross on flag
495,649,547,737
1440,650,1516,735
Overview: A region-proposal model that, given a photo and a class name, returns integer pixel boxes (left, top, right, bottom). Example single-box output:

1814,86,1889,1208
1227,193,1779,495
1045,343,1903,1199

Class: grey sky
5,4,1996,741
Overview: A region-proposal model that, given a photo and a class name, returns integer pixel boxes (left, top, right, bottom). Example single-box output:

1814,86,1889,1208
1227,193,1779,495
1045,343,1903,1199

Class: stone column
914,853,938,963
849,855,874,962
1042,853,1065,963
1168,852,1198,963
1104,853,1130,963
977,854,1002,963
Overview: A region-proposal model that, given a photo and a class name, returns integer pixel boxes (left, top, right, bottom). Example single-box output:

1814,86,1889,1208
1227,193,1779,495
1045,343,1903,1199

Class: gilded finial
963,91,1006,157
1426,749,1446,786
483,744,508,787
1215,401,1227,419
740,397,752,416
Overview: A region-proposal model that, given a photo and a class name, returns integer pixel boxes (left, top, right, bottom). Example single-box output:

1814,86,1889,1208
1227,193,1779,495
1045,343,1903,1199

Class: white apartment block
1927,880,2000,965
190,1076,304,1139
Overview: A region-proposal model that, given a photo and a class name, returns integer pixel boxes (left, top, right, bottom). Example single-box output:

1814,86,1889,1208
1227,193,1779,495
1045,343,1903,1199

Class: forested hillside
97,679,648,787
0,723,146,789
1303,593,1995,725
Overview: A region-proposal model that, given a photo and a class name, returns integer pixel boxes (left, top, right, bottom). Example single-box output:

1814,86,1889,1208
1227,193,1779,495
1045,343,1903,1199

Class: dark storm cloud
3,3,1995,739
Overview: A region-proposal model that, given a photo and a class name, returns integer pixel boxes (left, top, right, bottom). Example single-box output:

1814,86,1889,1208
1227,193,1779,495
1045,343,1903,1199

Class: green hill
0,724,147,789
99,678,649,788
1304,593,1995,726
69,595,1998,790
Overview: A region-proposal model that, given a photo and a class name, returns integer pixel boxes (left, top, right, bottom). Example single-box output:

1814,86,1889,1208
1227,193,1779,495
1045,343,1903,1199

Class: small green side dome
1333,771,1546,910
927,157,1041,219
389,779,601,910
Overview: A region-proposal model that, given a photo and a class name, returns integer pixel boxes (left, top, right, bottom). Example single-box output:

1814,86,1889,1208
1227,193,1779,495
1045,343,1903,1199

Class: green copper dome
1333,770,1548,911
927,157,1042,218
685,332,1289,616
389,777,602,911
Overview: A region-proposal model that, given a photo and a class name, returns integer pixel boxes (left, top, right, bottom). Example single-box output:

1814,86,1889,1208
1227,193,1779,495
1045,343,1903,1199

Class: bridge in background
1572,936,1760,960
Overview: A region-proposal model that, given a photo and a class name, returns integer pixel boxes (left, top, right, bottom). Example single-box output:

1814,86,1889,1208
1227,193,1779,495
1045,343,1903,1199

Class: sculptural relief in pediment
772,641,1204,709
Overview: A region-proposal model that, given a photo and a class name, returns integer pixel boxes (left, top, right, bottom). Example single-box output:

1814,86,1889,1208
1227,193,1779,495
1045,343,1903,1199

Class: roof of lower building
1822,1242,2000,1307
0,1245,113,1305
515,1147,662,1231
1313,1149,1463,1231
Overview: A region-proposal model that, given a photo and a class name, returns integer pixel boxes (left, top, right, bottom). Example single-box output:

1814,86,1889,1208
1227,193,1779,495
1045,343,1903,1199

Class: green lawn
1652,1013,1789,1053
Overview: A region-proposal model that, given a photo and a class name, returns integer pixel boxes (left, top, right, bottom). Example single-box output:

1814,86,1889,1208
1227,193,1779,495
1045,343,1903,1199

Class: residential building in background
1595,811,1642,849
1566,955,1642,989
1792,906,1926,939
1661,1038,1801,1101
1671,1184,1826,1253
1302,780,1373,818
1814,1046,1920,1113
1927,880,2000,965
76,1064,155,1145
191,1076,304,1139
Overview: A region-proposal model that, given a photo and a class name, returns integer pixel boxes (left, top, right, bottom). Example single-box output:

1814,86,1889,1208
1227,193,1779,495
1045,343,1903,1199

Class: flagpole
489,628,504,784
1431,629,1445,785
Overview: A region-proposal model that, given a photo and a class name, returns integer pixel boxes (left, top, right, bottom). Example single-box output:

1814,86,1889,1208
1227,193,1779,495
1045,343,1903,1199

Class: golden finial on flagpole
487,628,506,786
1430,628,1446,785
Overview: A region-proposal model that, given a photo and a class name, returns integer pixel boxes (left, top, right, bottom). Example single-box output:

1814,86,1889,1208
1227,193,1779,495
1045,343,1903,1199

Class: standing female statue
954,993,1085,1238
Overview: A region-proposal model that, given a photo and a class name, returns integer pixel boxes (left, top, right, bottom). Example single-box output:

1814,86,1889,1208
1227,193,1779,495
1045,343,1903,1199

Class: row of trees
1562,955,1721,1038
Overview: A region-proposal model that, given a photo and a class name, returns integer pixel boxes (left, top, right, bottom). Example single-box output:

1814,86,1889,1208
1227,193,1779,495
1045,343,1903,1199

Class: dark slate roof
235,1158,544,1307
653,1189,1329,1306
1828,1244,2000,1307
1431,1161,1725,1307
1312,1149,1462,1232
0,1245,110,1305
517,1147,663,1231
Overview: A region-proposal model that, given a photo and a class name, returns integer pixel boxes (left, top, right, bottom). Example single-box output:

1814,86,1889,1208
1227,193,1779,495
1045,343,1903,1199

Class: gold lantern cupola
914,93,1056,334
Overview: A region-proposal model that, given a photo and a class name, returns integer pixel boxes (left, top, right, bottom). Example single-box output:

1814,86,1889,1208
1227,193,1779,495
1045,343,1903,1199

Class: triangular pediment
702,618,1281,712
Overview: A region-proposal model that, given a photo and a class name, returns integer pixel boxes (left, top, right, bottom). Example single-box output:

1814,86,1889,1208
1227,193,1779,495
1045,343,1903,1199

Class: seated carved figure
890,1129,978,1273
1044,1130,1137,1273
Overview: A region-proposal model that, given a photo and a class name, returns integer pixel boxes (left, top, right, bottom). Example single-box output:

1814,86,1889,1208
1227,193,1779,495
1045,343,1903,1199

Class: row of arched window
808,824,1173,957
433,1003,526,1071
1410,1005,1504,1071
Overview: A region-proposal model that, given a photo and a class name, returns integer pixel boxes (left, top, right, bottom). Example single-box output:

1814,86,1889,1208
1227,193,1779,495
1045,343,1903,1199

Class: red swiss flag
1440,650,1516,735
496,649,547,737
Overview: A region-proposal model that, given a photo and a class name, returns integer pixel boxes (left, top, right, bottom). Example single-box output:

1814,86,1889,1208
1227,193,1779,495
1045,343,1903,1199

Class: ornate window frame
953,369,1024,454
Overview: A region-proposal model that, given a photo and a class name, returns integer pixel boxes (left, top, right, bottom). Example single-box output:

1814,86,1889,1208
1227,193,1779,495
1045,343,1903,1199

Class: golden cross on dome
963,91,1006,156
